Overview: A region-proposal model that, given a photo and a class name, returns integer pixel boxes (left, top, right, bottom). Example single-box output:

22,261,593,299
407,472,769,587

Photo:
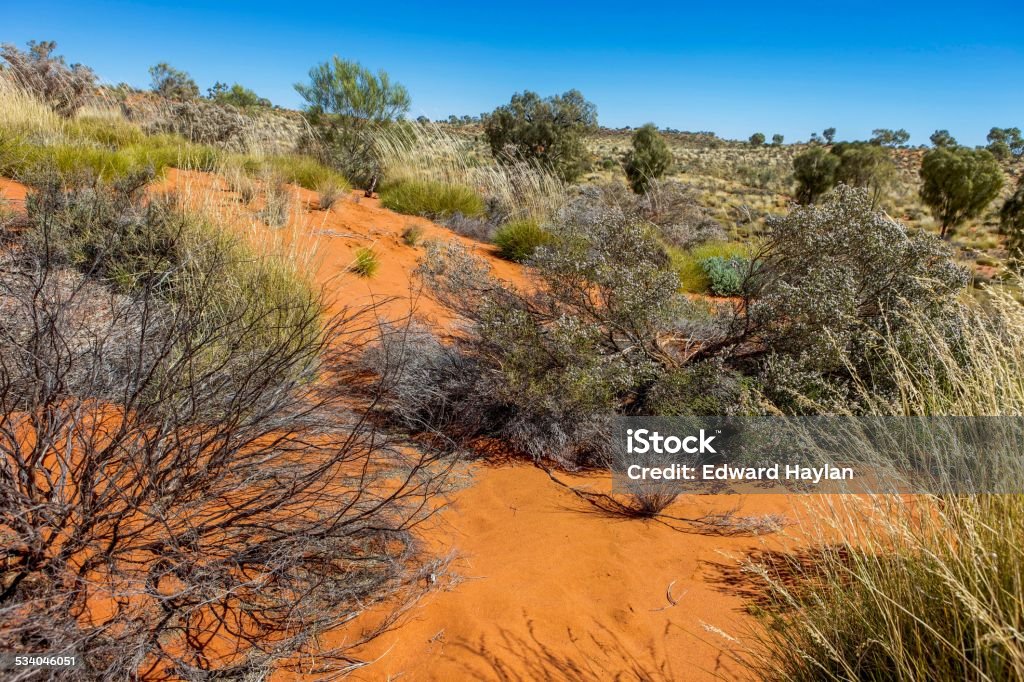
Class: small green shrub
670,241,751,293
350,247,379,277
316,180,344,210
698,255,748,296
493,219,551,262
379,179,485,220
401,224,423,246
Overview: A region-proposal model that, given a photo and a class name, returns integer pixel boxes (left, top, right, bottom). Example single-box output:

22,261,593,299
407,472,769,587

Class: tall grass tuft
742,286,1024,681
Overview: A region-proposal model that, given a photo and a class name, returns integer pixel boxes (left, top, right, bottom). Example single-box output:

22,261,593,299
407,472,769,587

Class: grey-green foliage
733,186,968,410
295,57,411,187
772,134,784,146
919,146,1004,238
749,132,766,147
1000,176,1024,263
483,90,598,183
623,123,673,193
793,146,840,204
415,196,693,465
149,62,199,100
822,127,836,144
699,256,747,296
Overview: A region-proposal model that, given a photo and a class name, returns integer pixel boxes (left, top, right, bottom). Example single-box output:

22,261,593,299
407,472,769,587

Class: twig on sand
651,580,687,612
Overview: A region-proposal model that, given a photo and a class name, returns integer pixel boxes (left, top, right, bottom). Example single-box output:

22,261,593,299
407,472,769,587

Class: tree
831,142,896,207
623,123,673,193
749,132,766,147
1000,176,1024,262
0,40,96,116
772,133,785,146
483,90,598,182
870,128,910,147
148,62,199,100
919,146,1004,239
987,127,1024,160
930,129,958,148
793,146,840,204
295,57,411,188
823,127,837,144
207,81,271,107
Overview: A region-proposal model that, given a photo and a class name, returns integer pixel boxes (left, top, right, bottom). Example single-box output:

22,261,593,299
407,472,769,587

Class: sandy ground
3,171,816,681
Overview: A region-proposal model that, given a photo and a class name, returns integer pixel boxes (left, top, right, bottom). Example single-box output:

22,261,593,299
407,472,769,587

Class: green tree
749,132,766,147
1000,177,1024,262
207,82,271,108
831,142,896,207
623,123,673,193
148,62,199,100
792,146,840,204
870,128,910,147
987,127,1023,160
929,130,958,148
823,127,837,144
919,147,1004,239
294,57,411,188
483,90,598,182
771,133,784,146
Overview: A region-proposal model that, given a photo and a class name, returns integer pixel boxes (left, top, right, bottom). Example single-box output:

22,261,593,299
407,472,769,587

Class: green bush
792,146,840,204
699,255,748,296
401,225,423,246
920,146,1004,239
484,89,597,182
670,241,751,293
493,219,551,262
623,123,672,193
379,179,485,220
350,247,379,277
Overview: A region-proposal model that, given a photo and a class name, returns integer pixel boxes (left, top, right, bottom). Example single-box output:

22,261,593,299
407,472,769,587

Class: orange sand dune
4,170,810,681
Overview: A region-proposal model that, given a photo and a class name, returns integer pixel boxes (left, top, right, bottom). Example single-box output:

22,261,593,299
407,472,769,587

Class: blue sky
4,0,1022,145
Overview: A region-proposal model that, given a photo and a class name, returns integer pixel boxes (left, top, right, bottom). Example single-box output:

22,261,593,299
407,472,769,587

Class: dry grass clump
740,285,1024,681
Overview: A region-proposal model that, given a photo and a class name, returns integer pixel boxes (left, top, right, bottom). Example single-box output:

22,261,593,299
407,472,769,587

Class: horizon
4,0,1023,146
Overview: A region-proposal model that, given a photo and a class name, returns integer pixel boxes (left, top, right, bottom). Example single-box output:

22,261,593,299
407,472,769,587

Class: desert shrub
822,127,836,144
623,123,673,193
295,57,410,187
402,224,423,246
0,177,449,678
596,180,725,249
771,134,784,146
831,142,896,207
442,212,495,241
409,195,696,466
699,255,748,296
670,241,750,293
493,218,551,262
484,89,598,182
379,178,486,219
713,185,968,411
350,247,379,277
145,98,246,146
1000,176,1024,262
748,132,766,147
0,40,96,117
920,146,1004,238
207,81,271,108
639,360,750,416
149,62,199,100
792,146,839,204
